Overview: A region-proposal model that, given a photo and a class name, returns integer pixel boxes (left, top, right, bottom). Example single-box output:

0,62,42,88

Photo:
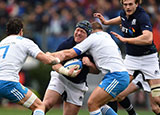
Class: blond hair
120,0,142,5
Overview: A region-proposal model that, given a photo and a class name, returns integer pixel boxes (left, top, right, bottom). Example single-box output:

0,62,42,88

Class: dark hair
76,20,92,36
6,17,23,35
120,0,142,4
91,21,103,31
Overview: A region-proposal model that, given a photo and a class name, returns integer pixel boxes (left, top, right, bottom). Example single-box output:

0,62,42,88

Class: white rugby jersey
0,35,42,82
74,31,126,75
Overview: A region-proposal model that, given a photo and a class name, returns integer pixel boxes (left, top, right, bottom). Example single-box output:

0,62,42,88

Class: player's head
6,17,23,36
74,20,92,43
91,21,103,33
120,0,142,16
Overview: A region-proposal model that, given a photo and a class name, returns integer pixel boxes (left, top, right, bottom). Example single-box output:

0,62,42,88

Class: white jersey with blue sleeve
74,31,126,74
73,31,126,75
0,35,42,82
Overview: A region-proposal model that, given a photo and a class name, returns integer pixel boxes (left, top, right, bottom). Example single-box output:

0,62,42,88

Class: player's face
122,0,138,16
74,28,87,43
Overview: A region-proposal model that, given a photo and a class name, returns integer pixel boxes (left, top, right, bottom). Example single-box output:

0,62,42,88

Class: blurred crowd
0,0,160,52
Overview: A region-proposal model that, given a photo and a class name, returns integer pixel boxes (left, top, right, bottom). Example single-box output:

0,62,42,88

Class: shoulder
135,6,150,20
56,36,75,51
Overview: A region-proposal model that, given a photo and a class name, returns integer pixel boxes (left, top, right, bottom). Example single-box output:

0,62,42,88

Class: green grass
0,107,155,115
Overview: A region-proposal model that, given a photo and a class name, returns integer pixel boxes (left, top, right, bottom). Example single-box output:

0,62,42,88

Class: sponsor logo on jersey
131,19,136,25
121,26,135,36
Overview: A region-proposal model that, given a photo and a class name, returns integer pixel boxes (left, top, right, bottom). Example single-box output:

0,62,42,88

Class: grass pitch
0,107,155,115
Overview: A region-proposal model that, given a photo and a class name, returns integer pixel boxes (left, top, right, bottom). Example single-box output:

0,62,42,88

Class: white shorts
47,71,88,106
124,53,160,80
132,74,151,92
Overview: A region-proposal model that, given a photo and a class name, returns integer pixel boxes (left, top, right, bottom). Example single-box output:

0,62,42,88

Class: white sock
33,109,45,115
89,109,102,115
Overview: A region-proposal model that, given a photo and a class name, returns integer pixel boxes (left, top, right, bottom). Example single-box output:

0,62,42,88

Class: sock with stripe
119,97,136,115
89,109,102,115
101,104,117,115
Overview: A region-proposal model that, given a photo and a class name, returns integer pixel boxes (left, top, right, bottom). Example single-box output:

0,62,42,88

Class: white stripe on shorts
11,88,24,101
105,79,119,93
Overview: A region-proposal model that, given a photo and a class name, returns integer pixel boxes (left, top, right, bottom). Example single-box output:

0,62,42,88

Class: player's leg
148,79,160,114
18,89,45,115
63,101,81,115
141,53,160,114
62,78,88,115
88,86,116,115
0,80,45,115
43,89,62,112
149,93,160,114
88,71,129,115
107,101,118,112
43,71,65,112
117,82,138,115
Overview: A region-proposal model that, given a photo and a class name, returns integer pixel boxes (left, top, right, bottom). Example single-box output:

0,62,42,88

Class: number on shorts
0,45,10,59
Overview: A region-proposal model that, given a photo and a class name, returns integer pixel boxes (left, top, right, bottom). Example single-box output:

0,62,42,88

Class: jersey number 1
0,45,10,59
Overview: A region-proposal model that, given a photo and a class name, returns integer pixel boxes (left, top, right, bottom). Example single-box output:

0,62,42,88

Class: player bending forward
0,18,56,115
51,21,130,115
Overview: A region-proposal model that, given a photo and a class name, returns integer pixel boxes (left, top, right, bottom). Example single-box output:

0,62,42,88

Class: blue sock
101,105,117,115
90,109,102,115
33,109,45,115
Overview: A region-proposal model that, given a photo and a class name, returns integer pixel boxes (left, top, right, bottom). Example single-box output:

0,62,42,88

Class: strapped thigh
23,93,37,108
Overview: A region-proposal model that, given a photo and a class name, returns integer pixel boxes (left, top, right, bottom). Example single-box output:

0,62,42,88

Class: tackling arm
49,48,78,65
36,52,56,65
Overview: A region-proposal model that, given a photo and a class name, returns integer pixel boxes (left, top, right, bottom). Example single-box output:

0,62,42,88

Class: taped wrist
58,66,69,76
151,84,160,97
58,66,78,77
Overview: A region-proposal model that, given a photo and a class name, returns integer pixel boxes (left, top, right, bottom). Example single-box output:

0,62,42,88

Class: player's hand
93,13,106,24
82,57,92,66
68,67,81,77
110,31,127,43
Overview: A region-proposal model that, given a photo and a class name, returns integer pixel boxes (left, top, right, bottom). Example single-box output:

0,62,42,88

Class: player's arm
36,52,57,65
52,63,80,77
49,48,79,65
94,13,121,25
82,57,100,74
111,30,153,45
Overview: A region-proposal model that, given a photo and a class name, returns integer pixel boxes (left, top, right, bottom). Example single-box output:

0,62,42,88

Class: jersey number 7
0,45,10,59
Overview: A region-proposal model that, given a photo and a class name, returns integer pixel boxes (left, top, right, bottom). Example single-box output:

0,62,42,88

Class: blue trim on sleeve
73,48,81,56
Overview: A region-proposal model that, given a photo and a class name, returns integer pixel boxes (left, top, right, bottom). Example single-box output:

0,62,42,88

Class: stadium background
0,0,160,114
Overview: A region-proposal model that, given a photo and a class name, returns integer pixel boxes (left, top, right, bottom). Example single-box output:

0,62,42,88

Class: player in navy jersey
48,21,129,115
43,20,100,115
94,0,160,114
0,18,57,115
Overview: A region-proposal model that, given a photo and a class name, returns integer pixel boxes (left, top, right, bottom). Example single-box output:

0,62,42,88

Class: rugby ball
64,59,83,70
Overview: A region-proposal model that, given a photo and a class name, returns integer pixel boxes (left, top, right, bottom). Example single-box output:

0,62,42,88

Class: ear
19,29,23,36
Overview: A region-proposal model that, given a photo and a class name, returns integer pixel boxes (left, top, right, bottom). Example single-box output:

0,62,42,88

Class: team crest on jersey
131,19,136,25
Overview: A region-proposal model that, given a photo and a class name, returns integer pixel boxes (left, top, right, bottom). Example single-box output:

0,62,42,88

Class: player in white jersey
0,18,56,115
50,22,130,115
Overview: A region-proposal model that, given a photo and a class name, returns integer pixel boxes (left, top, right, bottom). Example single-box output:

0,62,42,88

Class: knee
87,99,94,109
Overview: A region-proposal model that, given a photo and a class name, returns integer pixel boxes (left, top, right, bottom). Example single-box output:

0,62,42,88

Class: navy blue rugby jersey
56,36,94,84
120,6,157,56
